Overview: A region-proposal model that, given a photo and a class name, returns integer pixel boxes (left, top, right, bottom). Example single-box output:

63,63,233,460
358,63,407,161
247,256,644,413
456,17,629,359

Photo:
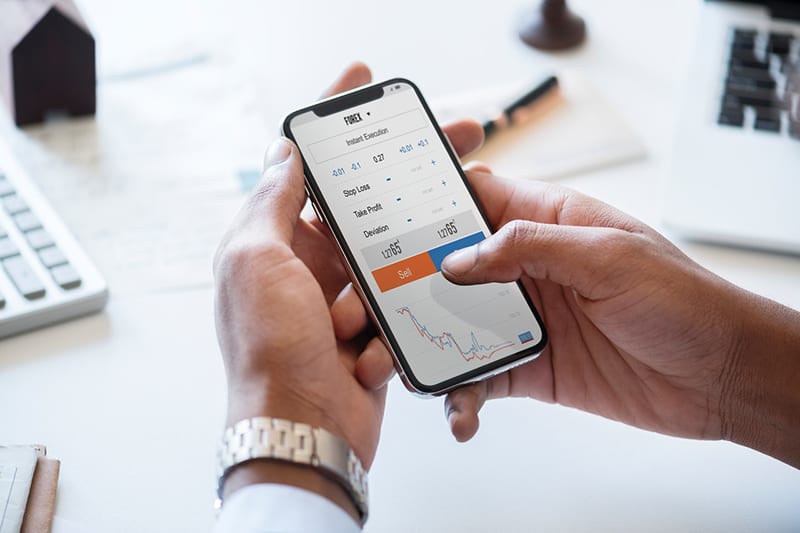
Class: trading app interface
289,82,543,387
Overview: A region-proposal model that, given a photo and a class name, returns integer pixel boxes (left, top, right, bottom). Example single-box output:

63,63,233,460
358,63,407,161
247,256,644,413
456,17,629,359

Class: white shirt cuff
213,483,361,533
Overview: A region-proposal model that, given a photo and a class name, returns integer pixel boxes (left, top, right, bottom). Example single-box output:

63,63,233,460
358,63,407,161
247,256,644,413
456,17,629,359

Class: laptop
665,0,800,254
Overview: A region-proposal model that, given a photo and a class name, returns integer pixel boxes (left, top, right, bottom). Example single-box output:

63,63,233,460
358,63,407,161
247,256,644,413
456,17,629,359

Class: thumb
240,137,306,245
441,220,635,299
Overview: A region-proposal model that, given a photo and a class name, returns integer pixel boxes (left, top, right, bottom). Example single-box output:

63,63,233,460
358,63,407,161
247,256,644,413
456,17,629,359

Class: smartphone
283,78,547,395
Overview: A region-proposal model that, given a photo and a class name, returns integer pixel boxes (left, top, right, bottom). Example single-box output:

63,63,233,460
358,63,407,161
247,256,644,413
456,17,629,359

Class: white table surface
1,1,799,532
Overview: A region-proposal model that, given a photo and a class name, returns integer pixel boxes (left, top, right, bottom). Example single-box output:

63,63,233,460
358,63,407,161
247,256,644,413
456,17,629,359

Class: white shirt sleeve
213,483,361,533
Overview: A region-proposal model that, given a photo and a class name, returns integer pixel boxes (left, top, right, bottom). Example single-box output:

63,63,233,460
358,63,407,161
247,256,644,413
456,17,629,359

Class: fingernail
441,247,477,275
265,138,291,166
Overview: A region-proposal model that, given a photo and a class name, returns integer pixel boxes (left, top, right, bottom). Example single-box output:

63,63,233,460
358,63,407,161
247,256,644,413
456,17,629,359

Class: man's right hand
438,171,800,467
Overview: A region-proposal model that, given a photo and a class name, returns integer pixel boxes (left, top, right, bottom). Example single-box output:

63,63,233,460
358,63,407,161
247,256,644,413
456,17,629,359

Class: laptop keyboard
719,27,799,139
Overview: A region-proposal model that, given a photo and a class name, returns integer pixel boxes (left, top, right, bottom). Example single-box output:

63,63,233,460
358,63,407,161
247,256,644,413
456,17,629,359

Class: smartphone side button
310,201,326,225
304,186,327,226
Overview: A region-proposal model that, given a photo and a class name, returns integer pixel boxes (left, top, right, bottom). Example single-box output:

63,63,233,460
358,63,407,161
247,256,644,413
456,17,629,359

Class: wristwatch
216,416,368,526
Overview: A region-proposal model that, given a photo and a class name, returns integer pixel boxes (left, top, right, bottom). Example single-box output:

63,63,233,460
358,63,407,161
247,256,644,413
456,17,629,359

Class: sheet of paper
433,71,646,181
0,57,268,294
0,446,38,533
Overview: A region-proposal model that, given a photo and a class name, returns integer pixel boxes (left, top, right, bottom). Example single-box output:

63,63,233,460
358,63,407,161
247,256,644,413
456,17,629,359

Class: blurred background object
0,0,96,126
519,0,587,51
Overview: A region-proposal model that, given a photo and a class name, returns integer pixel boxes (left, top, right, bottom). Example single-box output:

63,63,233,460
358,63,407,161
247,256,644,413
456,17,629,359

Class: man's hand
214,63,387,468
212,62,490,517
438,171,800,467
213,64,391,521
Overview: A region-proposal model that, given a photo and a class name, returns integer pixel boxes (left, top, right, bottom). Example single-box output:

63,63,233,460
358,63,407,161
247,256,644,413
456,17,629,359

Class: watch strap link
216,417,368,526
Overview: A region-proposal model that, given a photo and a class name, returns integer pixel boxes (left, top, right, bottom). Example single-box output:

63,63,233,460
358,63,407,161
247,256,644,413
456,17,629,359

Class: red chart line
396,306,514,362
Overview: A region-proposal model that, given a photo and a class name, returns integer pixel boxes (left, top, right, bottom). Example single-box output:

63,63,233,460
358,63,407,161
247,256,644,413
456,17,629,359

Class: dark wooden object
0,0,96,126
519,0,586,51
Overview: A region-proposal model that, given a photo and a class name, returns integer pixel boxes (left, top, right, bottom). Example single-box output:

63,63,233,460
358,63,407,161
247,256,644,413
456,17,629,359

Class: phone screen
284,79,546,393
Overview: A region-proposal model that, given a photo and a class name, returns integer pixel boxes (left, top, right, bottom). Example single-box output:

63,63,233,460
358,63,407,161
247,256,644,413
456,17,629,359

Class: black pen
482,75,559,139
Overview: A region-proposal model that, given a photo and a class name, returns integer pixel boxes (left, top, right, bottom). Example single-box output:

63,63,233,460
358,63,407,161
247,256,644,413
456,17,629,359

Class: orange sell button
371,252,438,292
